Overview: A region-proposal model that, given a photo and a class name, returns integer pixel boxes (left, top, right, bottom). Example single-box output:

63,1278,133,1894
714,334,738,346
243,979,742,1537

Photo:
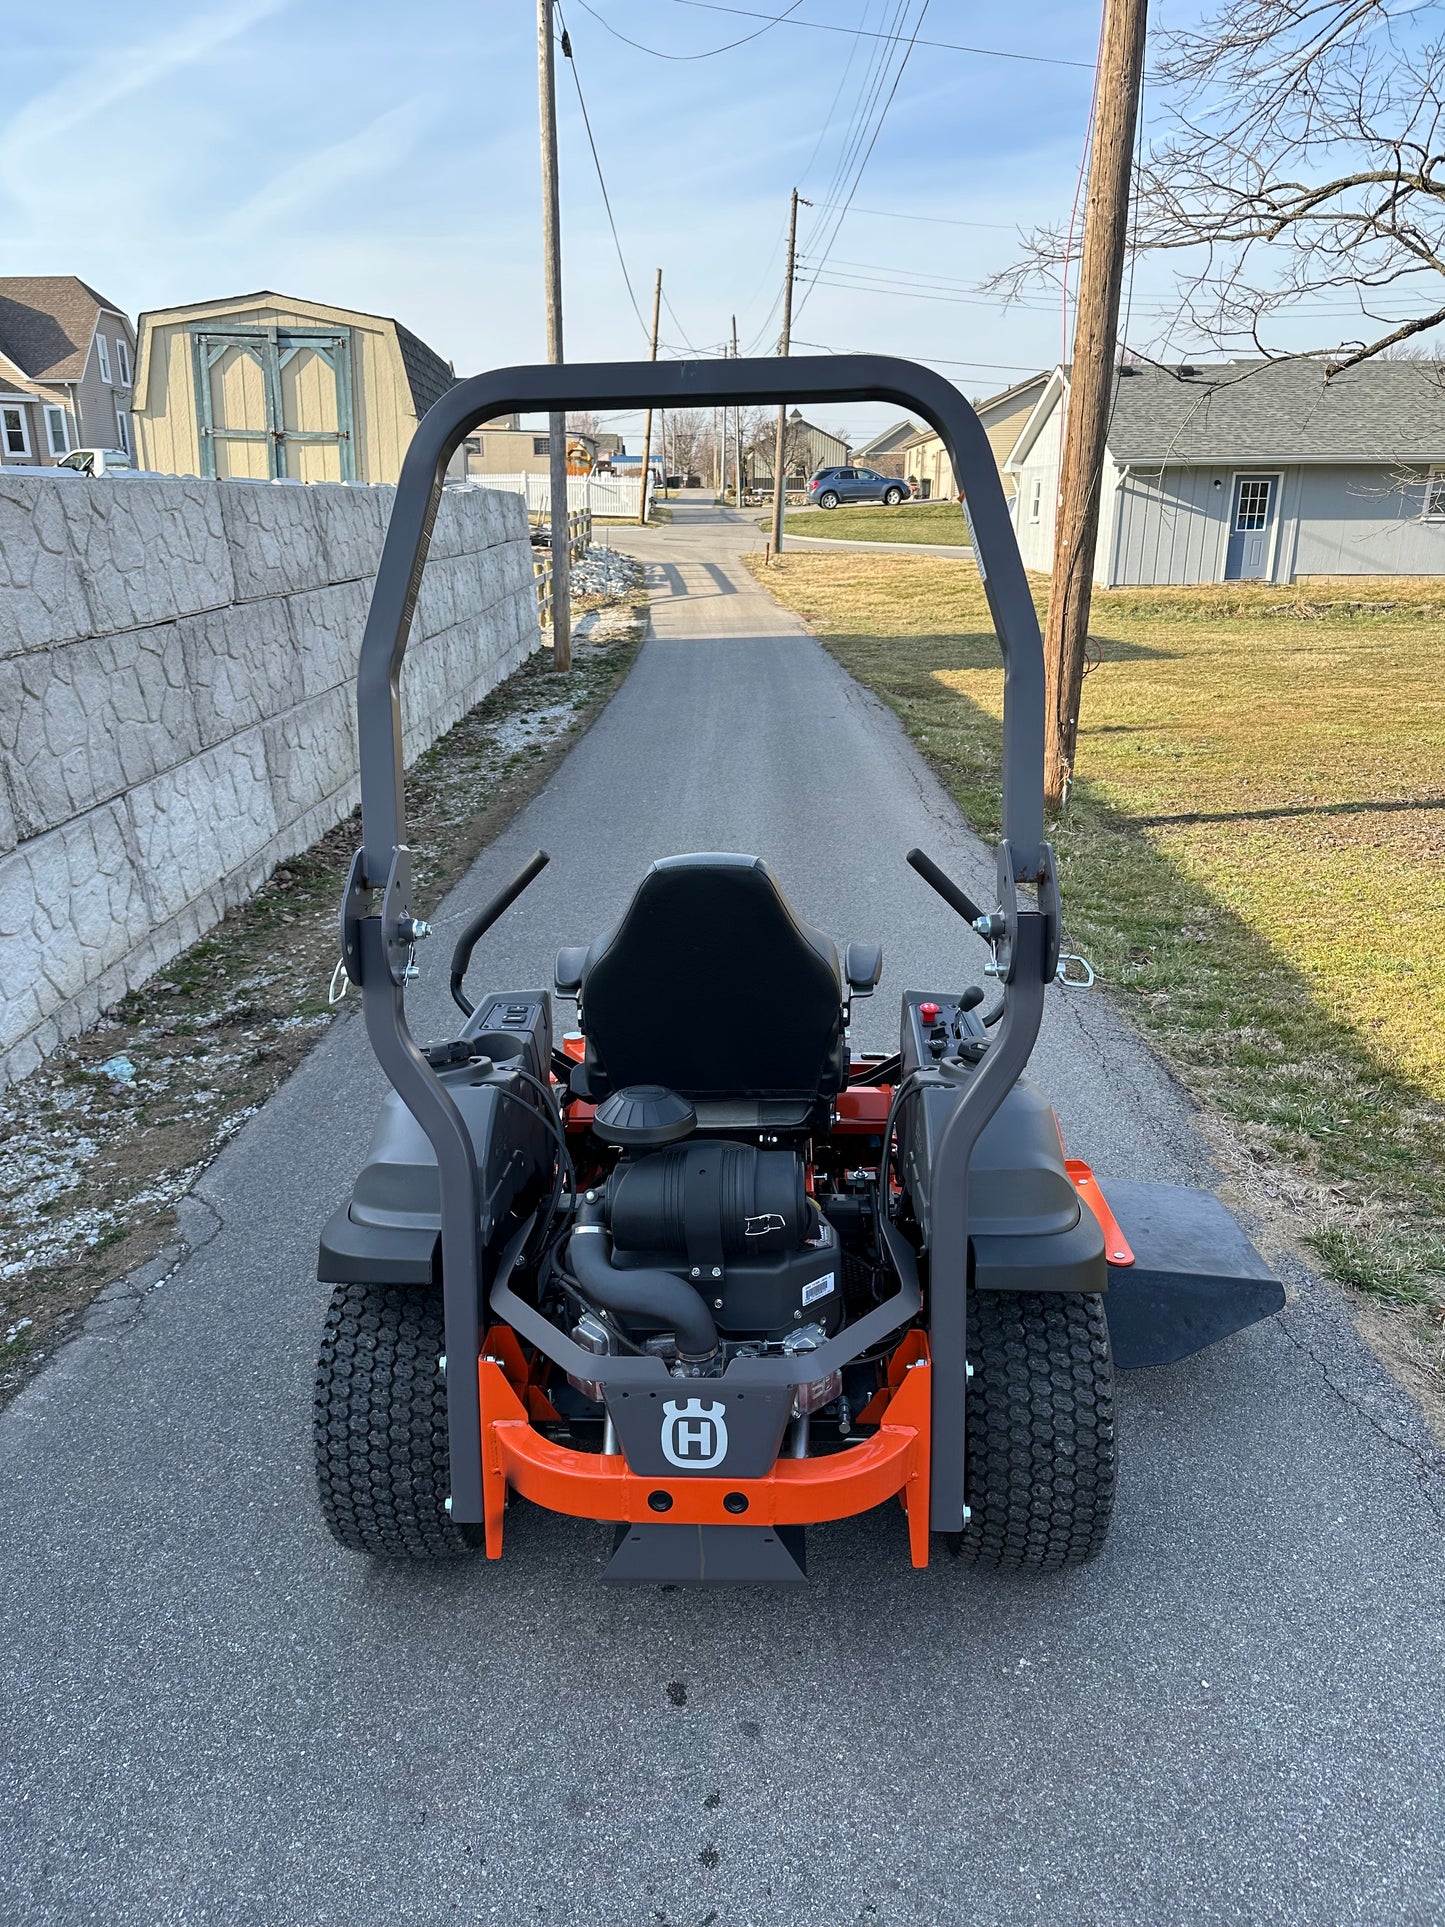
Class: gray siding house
0,277,137,465
1007,358,1445,585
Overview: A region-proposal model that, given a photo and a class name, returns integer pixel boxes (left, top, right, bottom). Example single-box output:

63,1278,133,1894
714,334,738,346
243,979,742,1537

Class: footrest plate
603,1523,808,1585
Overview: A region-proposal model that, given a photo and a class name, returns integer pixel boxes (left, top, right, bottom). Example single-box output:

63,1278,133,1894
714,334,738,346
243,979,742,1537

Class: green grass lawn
780,501,972,545
744,551,1445,1408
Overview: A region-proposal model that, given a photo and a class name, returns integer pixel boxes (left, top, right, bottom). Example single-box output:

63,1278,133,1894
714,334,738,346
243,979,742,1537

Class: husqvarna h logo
661,1398,729,1469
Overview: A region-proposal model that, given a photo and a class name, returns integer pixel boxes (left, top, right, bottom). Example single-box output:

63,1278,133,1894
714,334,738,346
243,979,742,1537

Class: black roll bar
349,356,1054,1534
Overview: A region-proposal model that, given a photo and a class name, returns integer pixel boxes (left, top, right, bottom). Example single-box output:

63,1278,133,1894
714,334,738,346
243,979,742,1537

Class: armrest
844,941,883,997
554,945,588,996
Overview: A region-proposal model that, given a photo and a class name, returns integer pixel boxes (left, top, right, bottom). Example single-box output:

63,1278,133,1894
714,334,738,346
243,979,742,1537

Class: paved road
3,503,1442,1927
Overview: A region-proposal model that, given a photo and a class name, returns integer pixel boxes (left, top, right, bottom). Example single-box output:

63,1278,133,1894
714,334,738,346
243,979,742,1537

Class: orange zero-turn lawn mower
314,356,1283,1585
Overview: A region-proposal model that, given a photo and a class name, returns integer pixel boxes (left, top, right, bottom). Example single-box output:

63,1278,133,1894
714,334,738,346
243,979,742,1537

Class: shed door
194,327,354,480
1225,473,1279,579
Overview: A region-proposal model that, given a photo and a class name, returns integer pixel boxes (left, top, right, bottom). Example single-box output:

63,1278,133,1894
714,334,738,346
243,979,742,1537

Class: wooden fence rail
532,507,593,627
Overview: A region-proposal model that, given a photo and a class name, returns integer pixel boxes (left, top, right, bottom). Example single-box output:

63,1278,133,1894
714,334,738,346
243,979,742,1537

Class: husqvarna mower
314,355,1283,1584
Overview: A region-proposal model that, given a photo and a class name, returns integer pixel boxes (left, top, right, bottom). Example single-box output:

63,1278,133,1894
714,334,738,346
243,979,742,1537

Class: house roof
853,417,920,458
973,371,1049,425
1016,357,1445,467
0,276,128,381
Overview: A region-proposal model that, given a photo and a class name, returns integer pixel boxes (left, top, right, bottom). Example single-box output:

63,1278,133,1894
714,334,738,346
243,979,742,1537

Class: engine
566,1138,844,1369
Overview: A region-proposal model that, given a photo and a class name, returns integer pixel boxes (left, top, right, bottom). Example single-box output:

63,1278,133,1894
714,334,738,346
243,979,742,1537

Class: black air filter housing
606,1142,805,1257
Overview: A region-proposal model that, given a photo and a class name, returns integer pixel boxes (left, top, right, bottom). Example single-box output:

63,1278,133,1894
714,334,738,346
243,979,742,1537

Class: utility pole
731,314,742,509
1042,0,1147,809
636,268,662,526
538,0,571,670
770,187,806,556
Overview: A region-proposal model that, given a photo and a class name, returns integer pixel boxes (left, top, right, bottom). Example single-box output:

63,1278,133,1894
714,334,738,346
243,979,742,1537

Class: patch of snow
570,545,644,597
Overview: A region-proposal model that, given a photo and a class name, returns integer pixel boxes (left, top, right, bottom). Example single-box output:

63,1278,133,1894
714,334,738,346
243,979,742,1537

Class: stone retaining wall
0,475,540,1086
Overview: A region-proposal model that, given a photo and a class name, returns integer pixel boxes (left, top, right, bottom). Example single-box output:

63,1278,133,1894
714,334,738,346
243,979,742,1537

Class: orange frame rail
1067,1158,1135,1267
478,1330,933,1568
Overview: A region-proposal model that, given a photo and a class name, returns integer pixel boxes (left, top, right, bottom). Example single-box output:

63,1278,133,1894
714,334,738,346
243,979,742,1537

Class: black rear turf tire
313,1279,484,1559
956,1285,1116,1570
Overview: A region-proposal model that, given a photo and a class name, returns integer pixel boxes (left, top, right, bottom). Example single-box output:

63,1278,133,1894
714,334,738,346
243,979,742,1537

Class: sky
0,0,1342,447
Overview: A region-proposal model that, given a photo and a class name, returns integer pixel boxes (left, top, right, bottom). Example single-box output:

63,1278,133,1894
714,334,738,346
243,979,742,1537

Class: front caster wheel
956,1285,1116,1569
313,1279,484,1559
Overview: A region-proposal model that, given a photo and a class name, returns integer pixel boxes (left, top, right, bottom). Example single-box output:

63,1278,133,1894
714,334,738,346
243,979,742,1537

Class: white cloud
218,96,439,240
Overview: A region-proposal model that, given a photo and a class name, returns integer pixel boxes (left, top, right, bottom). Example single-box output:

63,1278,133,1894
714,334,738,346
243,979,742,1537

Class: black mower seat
566,854,871,1103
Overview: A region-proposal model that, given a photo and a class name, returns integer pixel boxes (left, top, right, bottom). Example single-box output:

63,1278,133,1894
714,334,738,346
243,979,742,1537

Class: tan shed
132,290,457,483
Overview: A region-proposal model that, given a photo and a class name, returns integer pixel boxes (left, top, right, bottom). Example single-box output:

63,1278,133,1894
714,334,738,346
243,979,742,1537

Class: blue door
1224,474,1279,579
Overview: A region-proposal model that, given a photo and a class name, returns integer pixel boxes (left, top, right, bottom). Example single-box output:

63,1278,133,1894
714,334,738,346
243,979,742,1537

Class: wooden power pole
769,187,807,557
731,314,742,507
1042,0,1148,809
637,268,662,526
537,0,571,670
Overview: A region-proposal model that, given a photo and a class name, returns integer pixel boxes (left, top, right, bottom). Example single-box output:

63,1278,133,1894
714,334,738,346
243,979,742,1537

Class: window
95,334,112,383
2,403,30,456
1425,466,1445,520
1233,477,1272,531
114,406,131,456
533,435,549,456
44,405,69,455
1029,478,1042,523
114,336,132,386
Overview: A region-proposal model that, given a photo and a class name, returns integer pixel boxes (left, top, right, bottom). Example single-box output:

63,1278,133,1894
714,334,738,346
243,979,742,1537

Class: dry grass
781,501,971,544
745,551,1445,1403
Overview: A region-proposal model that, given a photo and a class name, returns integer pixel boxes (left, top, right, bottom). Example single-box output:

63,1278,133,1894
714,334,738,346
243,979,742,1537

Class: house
1008,357,1445,586
851,418,921,478
898,371,1049,501
132,291,457,483
750,409,849,490
460,420,602,478
0,277,138,466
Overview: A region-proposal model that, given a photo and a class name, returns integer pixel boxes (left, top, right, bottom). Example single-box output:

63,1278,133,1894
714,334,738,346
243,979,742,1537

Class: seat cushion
579,855,848,1100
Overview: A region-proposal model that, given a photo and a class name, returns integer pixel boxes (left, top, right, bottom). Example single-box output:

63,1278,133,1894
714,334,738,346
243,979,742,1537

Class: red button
919,1002,940,1022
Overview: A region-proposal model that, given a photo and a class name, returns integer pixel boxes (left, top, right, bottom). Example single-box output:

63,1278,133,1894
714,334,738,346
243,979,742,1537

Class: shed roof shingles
395,322,455,419
1104,357,1445,464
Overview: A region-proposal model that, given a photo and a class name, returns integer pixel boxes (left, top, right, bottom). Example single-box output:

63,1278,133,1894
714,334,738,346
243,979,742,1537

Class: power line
792,337,1046,374
571,0,804,60
665,0,1096,70
556,9,653,344
816,203,1021,231
661,287,704,356
793,0,932,324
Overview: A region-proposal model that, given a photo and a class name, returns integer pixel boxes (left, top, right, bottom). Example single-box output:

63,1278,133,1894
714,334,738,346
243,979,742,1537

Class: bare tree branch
992,0,1445,369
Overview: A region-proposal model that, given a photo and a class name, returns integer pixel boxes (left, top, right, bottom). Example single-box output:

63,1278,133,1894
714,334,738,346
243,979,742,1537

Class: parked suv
807,466,911,509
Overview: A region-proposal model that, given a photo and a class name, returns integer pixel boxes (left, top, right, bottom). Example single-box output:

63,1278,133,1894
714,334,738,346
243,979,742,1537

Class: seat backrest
578,855,847,1101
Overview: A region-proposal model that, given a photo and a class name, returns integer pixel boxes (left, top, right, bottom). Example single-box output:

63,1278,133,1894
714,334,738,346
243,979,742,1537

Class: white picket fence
466,472,651,518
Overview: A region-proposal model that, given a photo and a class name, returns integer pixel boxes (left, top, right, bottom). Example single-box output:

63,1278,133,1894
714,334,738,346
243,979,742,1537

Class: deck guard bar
349,357,1053,1533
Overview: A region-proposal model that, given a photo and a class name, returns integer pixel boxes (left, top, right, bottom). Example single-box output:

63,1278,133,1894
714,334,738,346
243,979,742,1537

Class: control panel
463,989,553,1089
900,987,987,1076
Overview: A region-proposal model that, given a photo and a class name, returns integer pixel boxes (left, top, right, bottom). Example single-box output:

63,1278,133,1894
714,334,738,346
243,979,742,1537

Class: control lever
449,850,550,1016
906,848,1005,940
